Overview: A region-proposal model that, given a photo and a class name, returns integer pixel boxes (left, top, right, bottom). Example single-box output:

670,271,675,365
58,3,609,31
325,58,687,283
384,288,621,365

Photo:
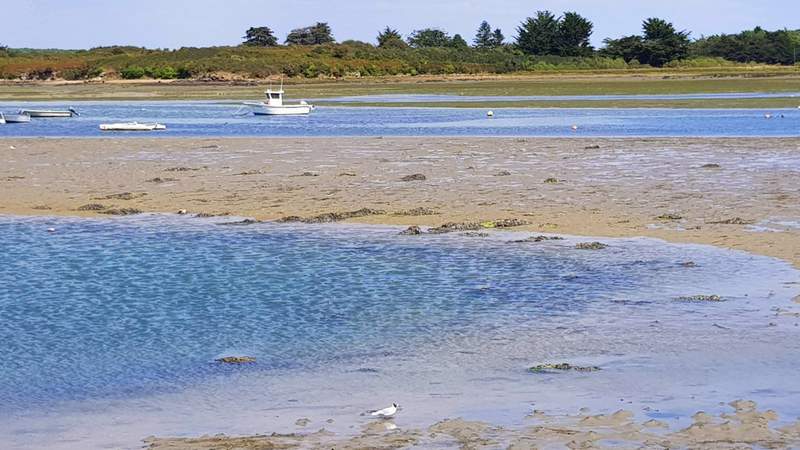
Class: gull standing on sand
369,403,399,418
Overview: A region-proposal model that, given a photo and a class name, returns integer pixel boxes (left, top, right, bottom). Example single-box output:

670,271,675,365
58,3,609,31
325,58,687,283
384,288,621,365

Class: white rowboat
99,122,167,131
20,108,79,117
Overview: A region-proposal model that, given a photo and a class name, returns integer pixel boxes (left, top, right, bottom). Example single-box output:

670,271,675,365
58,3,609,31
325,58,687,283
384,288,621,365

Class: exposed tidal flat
2,137,799,266
2,136,800,448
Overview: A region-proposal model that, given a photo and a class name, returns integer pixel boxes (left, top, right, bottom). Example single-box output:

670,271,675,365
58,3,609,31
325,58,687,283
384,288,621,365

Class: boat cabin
265,89,285,106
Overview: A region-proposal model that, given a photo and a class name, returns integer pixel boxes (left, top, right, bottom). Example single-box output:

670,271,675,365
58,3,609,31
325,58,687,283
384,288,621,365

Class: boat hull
252,105,313,115
99,123,166,131
4,114,31,123
20,110,75,118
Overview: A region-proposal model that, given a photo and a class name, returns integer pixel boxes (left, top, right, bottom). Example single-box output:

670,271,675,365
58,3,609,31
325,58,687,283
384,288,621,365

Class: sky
3,0,798,49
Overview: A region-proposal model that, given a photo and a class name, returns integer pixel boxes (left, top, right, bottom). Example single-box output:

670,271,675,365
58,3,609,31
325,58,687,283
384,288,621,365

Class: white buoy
487,110,494,117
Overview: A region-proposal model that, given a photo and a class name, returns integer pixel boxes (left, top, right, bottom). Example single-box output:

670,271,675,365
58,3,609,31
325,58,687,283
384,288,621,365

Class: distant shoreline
2,73,800,107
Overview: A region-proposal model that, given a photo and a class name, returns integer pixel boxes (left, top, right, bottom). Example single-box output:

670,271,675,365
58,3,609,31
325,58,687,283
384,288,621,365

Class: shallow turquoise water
0,215,673,406
1,215,799,448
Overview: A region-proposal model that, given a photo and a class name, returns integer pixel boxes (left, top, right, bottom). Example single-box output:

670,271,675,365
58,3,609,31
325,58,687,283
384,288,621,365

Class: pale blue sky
4,0,798,49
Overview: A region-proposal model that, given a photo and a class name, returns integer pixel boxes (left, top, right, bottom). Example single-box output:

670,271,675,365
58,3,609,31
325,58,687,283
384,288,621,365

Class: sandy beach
2,136,799,267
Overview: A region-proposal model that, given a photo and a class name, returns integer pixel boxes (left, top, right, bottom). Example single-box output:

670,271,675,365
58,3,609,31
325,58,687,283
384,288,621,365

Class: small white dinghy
242,80,314,116
99,122,167,131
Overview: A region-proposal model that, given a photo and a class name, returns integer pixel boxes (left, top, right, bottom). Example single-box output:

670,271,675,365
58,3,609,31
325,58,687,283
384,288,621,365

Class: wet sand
146,400,800,449
2,137,799,267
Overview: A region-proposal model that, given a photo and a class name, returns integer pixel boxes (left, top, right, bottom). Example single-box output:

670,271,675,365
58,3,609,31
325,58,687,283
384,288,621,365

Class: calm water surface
1,214,799,449
0,101,798,137
320,92,800,102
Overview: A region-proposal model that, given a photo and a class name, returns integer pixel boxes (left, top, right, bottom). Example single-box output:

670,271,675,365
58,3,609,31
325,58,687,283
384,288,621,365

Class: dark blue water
1,214,798,415
1,101,798,137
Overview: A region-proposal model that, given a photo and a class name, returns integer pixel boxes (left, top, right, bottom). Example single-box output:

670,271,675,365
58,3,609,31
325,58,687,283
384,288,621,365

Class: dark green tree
285,27,312,45
492,28,505,46
377,27,406,48
311,22,335,44
407,28,451,48
556,12,594,56
691,27,800,65
640,18,690,66
242,27,278,47
601,18,689,66
450,33,469,49
600,35,644,62
475,21,494,48
286,22,334,45
642,18,677,40
516,11,559,55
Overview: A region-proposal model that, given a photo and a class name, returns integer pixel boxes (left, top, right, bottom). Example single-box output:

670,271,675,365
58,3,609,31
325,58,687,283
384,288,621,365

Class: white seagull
369,403,398,418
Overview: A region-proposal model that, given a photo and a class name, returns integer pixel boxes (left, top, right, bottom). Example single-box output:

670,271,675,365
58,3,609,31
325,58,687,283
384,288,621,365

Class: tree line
2,13,798,81
242,13,800,67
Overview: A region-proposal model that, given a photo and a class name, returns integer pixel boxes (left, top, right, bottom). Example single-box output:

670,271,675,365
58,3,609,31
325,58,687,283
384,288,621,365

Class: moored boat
0,113,5,124
99,122,167,131
3,112,31,123
19,107,79,117
243,82,314,116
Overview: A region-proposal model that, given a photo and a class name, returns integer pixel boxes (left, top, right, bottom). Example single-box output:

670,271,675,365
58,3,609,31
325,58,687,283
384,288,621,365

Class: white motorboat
243,82,314,115
99,122,167,131
3,112,31,123
19,107,79,117
0,113,5,124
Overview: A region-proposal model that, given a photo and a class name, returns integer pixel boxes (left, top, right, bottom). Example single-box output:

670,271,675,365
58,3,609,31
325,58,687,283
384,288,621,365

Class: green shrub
61,65,103,80
176,67,192,78
154,66,178,79
27,67,55,80
120,66,145,79
665,57,735,68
